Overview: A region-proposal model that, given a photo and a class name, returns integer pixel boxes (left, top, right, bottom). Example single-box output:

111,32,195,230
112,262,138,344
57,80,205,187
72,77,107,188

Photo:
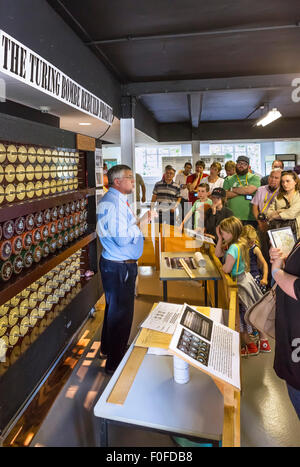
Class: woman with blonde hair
267,170,300,238
207,161,224,193
242,224,269,294
215,216,271,356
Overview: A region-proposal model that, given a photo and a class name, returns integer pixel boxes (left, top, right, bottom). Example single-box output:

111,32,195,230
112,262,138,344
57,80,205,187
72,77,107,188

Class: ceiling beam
123,73,299,97
158,117,300,142
187,93,203,128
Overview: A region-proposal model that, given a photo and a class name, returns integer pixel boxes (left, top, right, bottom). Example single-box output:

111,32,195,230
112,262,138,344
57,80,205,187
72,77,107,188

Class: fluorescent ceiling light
79,122,92,126
256,108,282,127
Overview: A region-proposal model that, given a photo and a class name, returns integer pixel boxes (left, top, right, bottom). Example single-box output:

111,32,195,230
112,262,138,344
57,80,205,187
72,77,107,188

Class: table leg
204,281,208,306
163,280,168,302
99,418,108,447
214,281,218,308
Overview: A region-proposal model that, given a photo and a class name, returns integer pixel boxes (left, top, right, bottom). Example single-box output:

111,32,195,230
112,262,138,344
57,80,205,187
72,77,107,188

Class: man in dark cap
203,188,233,241
223,156,261,226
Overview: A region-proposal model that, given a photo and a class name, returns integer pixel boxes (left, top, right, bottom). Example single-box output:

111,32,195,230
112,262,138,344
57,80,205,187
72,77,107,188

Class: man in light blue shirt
96,164,152,375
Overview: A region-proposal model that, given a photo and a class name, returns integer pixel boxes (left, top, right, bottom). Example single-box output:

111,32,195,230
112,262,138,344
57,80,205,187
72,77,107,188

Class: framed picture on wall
275,154,296,171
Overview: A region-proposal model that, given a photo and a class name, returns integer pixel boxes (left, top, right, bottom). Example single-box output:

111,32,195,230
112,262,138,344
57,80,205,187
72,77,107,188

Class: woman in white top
207,162,224,193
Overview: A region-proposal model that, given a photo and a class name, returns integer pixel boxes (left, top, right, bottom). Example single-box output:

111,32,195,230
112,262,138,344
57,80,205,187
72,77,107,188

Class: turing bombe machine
0,138,103,442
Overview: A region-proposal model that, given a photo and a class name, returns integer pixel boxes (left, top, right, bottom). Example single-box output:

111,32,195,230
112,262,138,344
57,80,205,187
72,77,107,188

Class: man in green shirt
223,156,260,226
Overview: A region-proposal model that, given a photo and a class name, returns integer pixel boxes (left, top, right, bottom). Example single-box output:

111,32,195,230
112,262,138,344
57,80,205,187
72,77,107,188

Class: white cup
173,355,190,384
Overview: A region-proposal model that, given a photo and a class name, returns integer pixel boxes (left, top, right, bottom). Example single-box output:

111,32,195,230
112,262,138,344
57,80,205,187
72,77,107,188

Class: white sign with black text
0,29,114,125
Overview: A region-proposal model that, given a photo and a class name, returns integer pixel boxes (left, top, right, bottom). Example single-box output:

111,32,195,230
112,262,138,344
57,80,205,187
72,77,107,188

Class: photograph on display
95,170,103,187
95,148,103,168
177,328,210,367
268,226,296,257
165,256,197,270
169,304,241,389
180,305,213,340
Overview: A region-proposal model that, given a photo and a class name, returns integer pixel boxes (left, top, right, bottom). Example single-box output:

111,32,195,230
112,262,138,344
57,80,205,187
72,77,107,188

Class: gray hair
107,164,132,186
269,168,282,176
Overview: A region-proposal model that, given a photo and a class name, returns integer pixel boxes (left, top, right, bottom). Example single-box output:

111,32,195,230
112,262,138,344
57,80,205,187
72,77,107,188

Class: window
209,143,261,174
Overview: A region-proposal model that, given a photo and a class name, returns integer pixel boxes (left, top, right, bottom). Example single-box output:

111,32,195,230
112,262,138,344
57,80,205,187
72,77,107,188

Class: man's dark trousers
100,256,138,372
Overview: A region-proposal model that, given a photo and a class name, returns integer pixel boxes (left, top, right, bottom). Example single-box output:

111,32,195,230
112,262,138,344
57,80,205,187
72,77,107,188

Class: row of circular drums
0,164,79,182
0,250,82,369
0,144,80,165
0,180,79,203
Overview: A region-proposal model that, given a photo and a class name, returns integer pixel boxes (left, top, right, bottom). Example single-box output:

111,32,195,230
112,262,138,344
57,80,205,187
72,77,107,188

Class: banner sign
0,30,114,125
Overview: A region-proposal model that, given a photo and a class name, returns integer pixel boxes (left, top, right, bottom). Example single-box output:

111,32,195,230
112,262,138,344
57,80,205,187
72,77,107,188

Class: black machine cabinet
0,125,103,439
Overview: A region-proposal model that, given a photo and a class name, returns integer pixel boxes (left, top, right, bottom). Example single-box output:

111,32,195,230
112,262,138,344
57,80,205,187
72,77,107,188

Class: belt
102,257,137,264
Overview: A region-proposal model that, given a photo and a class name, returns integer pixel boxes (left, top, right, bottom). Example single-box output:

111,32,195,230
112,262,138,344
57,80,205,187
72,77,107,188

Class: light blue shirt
96,187,144,261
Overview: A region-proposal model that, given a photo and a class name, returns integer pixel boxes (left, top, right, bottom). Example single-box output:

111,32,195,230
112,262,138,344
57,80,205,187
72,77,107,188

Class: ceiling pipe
86,23,300,45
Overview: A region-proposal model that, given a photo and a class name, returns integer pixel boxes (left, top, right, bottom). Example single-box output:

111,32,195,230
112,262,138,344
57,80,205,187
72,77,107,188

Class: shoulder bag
244,284,276,339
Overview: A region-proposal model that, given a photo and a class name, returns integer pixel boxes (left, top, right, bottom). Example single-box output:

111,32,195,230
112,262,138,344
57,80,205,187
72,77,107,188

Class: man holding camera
223,155,261,227
251,168,282,271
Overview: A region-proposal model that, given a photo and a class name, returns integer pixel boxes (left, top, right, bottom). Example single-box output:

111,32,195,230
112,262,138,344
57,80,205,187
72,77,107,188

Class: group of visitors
149,156,300,418
97,160,300,419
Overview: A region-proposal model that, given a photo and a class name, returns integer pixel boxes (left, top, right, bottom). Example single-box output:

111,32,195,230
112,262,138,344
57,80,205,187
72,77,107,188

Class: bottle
25,214,35,231
0,260,13,282
2,220,14,239
0,240,12,261
14,217,25,235
173,355,190,384
11,236,23,255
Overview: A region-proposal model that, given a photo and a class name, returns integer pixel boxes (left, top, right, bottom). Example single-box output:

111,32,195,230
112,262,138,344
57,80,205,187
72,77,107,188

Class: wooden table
160,251,221,305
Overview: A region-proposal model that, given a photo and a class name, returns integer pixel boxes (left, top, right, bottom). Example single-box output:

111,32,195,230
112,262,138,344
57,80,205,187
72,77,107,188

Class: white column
191,141,200,167
121,118,136,208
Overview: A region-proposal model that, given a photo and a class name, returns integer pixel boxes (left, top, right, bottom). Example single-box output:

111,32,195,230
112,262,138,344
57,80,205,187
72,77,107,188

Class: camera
258,212,267,221
245,195,253,201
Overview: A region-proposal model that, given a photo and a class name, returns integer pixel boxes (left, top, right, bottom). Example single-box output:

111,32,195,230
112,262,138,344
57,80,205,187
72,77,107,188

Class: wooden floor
3,266,300,447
